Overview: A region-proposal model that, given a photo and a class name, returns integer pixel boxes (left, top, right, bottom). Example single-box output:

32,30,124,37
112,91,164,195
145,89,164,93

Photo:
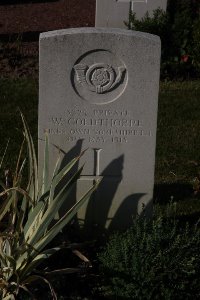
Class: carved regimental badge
74,63,126,94
72,49,128,105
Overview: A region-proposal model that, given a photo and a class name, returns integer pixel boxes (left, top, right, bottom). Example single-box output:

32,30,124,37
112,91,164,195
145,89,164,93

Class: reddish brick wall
0,0,95,35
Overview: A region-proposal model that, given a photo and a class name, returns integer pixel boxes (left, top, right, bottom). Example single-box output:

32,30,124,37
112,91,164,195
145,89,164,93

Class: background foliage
128,0,200,80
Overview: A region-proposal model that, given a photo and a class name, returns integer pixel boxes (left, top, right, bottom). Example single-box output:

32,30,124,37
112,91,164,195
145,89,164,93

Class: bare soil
0,0,95,78
0,0,95,34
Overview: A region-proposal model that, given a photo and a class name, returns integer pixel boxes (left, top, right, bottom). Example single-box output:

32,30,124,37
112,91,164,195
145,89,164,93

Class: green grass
0,78,38,170
155,81,200,214
156,81,200,184
0,78,199,211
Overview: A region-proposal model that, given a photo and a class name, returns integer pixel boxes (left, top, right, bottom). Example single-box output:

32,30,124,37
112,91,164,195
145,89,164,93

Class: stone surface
39,28,161,229
130,0,167,19
95,0,129,29
95,0,167,29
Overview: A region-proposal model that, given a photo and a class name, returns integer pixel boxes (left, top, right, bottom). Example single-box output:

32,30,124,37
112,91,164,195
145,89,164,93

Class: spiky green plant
0,113,99,299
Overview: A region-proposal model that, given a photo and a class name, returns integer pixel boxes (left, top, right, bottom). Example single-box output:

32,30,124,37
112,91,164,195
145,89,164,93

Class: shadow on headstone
82,154,152,233
55,148,151,235
55,139,83,217
84,155,124,229
109,193,148,231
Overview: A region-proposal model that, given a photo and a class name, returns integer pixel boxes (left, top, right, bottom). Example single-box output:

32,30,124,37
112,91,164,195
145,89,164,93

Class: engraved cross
80,148,103,182
79,148,123,182
116,0,148,27
117,0,147,11
93,148,102,177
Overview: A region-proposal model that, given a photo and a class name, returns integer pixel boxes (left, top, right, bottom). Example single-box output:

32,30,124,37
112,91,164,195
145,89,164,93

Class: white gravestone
121,0,168,19
95,0,129,29
95,0,168,29
39,28,161,230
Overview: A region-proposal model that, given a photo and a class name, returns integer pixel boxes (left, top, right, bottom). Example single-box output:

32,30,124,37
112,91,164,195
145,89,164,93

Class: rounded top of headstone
39,27,161,44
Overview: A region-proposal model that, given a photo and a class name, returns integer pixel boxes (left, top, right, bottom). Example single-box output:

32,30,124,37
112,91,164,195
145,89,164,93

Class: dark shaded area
154,183,200,225
0,0,58,5
177,211,200,225
0,0,95,35
56,139,84,214
167,0,200,21
109,193,148,231
84,155,124,230
0,31,41,42
154,183,194,204
82,154,152,233
54,142,152,234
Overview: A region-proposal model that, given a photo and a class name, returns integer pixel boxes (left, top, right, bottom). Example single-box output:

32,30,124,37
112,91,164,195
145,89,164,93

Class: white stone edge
39,27,160,44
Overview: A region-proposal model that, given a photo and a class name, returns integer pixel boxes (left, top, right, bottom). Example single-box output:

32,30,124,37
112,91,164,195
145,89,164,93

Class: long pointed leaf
27,166,84,246
0,139,9,170
48,150,86,206
0,194,13,223
16,179,99,270
23,275,57,300
20,112,38,205
0,187,33,205
32,180,100,254
44,268,81,276
24,194,49,240
19,247,62,280
15,158,26,187
42,133,49,195
14,137,25,186
15,193,29,236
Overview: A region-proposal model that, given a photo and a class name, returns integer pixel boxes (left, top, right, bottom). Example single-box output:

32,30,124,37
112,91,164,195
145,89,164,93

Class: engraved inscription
51,117,143,128
74,63,126,94
46,108,153,144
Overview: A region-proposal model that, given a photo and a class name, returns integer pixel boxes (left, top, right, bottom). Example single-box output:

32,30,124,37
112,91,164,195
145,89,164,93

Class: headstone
39,28,161,230
95,0,168,29
95,0,129,29
127,0,167,19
